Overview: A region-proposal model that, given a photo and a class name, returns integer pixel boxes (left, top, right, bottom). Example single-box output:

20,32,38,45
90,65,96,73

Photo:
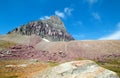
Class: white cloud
55,7,74,18
99,22,120,40
99,31,120,40
117,22,120,28
40,16,50,20
73,34,85,40
73,21,83,26
40,7,74,19
55,11,65,18
64,7,74,15
92,12,101,21
86,0,98,5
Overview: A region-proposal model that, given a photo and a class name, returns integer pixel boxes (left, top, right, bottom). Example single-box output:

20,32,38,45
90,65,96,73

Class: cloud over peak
55,7,74,18
64,7,74,16
55,11,65,18
40,7,74,20
40,16,50,20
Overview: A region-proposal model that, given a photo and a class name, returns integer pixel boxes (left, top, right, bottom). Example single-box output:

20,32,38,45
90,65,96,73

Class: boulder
35,60,119,78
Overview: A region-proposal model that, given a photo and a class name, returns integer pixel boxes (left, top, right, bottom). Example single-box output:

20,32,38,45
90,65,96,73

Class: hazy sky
0,0,120,40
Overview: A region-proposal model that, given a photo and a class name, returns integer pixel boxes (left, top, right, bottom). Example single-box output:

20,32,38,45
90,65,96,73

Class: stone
50,16,63,25
36,60,119,78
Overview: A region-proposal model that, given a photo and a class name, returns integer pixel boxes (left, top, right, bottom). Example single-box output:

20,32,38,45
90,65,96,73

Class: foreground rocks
34,60,119,78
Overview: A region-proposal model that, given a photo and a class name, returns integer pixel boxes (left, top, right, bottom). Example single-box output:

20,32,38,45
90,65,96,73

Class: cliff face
8,16,74,41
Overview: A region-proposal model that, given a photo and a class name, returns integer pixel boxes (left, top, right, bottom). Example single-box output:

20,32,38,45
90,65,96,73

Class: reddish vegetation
96,53,120,62
35,40,120,62
0,41,120,63
0,45,69,62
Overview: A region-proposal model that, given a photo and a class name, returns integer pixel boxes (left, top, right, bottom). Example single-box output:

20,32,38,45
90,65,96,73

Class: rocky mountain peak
8,16,74,41
50,16,63,25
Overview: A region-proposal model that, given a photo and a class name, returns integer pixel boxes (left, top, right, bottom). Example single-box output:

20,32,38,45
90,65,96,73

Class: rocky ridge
8,16,74,41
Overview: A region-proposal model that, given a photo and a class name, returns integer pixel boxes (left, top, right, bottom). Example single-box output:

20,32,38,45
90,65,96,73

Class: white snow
43,38,50,42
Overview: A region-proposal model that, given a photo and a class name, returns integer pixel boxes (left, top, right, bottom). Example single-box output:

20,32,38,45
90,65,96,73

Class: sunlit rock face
35,60,119,78
8,16,74,41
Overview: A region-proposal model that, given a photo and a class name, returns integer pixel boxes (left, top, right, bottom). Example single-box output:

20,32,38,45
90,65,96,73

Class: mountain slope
1,35,120,62
35,40,120,59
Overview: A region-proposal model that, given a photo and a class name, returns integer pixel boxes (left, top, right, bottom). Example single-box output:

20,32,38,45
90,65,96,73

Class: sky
0,0,120,40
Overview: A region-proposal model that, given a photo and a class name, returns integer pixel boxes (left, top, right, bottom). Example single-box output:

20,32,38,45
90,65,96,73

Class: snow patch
43,38,50,42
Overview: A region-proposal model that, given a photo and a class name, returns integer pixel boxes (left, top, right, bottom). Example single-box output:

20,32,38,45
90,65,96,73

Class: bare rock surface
34,60,119,78
8,16,74,41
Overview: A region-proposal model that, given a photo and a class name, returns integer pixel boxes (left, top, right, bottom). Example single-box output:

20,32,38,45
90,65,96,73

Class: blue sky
0,0,120,40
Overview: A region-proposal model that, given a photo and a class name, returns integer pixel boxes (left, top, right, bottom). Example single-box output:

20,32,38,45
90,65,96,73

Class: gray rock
8,16,74,41
34,60,119,78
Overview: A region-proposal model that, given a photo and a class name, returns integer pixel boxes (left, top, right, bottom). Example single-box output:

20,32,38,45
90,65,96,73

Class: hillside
0,16,120,77
1,35,120,61
0,34,120,77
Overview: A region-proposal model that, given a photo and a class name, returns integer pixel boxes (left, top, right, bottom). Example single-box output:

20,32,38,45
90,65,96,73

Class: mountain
8,16,74,41
0,16,120,78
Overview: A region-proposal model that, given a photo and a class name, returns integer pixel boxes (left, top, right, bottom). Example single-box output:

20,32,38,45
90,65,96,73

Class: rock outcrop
35,60,119,78
8,16,74,41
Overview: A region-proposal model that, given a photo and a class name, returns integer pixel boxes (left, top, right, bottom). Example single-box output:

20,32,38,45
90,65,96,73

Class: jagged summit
50,16,63,25
8,16,74,41
43,16,66,31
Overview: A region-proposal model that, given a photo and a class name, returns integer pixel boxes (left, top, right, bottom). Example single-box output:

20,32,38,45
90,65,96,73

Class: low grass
47,61,59,67
96,57,120,77
76,57,120,77
0,60,48,78
76,57,87,60
8,75,18,78
0,40,17,49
